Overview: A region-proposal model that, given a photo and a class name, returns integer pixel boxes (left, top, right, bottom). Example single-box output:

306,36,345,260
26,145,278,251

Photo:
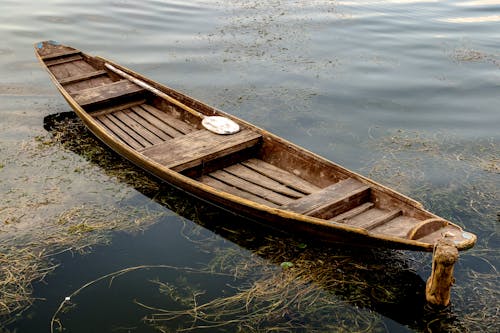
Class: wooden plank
106,113,152,148
415,225,460,244
209,170,293,206
281,178,370,219
113,110,164,145
224,164,304,198
90,99,147,117
329,202,374,223
241,158,321,194
41,49,81,61
72,80,144,107
347,208,402,230
199,175,278,208
46,54,83,67
141,104,195,135
140,129,261,172
132,105,185,138
59,70,108,85
96,114,144,150
370,216,419,238
124,108,172,141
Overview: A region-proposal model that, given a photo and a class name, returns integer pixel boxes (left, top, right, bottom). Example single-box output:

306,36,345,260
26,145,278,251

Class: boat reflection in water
43,112,462,332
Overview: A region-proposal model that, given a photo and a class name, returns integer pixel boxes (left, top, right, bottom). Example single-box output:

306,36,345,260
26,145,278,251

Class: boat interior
36,41,473,247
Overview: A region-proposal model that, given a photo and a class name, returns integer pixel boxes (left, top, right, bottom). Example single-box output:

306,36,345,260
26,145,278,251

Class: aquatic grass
136,232,429,332
362,128,500,331
0,117,167,326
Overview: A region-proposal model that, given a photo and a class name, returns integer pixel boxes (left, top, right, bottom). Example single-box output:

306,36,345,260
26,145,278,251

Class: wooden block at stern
141,129,262,172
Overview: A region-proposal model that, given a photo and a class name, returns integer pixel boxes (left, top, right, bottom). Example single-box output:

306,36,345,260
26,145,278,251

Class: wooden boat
34,41,476,254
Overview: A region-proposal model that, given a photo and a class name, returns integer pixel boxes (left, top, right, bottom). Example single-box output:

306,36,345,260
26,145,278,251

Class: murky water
1,0,498,332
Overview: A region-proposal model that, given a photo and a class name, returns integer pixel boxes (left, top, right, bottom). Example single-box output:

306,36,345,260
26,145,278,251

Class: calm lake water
1,0,499,332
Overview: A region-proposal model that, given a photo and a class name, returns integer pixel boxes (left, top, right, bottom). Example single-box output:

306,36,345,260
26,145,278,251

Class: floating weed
138,236,428,332
363,128,499,331
0,116,167,326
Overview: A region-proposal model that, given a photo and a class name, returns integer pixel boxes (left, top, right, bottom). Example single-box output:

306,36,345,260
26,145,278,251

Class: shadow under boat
43,112,461,331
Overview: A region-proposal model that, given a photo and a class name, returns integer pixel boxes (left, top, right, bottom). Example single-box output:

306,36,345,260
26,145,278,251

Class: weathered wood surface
282,178,370,219
346,208,402,230
199,175,279,208
41,49,81,61
141,129,262,172
209,170,294,206
46,54,83,67
35,41,477,256
59,70,107,85
72,80,144,107
330,202,374,222
426,238,458,306
223,164,304,198
241,158,321,194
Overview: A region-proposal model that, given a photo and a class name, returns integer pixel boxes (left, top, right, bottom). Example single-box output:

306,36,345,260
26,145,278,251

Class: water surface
0,0,498,332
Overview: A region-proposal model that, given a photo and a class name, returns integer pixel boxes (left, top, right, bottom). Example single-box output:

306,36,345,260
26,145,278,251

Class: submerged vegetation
1,114,498,331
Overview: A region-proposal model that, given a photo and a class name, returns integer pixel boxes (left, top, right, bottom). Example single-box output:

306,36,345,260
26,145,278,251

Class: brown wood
209,170,293,206
46,55,83,67
329,202,374,223
123,108,172,141
141,104,195,135
72,80,145,108
407,219,449,240
369,216,420,238
130,106,184,139
35,41,478,257
426,238,458,306
241,158,321,194
96,114,144,150
41,49,81,61
282,178,370,219
141,129,262,172
223,164,304,198
199,175,279,208
35,42,481,309
113,110,164,145
59,70,108,85
350,209,402,230
90,100,147,117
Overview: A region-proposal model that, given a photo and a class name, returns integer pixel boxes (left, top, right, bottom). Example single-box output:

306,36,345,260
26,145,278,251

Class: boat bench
281,178,370,219
140,128,262,173
72,80,145,108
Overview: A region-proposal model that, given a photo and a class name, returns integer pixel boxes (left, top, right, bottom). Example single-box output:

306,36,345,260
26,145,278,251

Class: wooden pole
426,238,459,307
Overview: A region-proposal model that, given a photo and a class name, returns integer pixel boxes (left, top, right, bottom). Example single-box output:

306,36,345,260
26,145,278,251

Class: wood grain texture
282,178,370,219
241,158,320,194
209,170,293,205
141,129,262,172
329,202,374,223
224,164,304,198
72,80,144,107
59,70,107,85
199,175,279,207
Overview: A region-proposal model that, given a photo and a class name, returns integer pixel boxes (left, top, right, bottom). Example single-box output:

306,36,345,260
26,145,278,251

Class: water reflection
39,112,465,332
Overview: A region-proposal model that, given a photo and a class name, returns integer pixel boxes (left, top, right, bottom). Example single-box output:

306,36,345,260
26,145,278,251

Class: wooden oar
105,63,240,135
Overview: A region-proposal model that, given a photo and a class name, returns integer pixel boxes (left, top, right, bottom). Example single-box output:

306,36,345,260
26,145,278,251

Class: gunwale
34,41,477,252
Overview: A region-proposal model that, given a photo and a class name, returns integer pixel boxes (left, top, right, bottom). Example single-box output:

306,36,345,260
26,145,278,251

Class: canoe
34,41,476,253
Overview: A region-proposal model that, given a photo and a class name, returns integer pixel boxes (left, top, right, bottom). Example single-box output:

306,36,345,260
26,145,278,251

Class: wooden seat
41,49,81,61
140,129,262,172
72,80,145,108
59,70,108,85
281,178,370,219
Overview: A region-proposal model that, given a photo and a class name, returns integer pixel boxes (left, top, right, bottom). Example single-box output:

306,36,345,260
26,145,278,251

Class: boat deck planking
35,41,476,253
